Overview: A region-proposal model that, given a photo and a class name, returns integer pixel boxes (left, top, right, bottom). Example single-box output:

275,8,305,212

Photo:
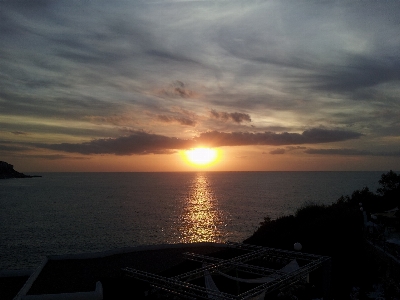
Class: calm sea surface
0,171,383,270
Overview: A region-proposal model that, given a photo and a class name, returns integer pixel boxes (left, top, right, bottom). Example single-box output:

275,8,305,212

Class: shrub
377,170,400,210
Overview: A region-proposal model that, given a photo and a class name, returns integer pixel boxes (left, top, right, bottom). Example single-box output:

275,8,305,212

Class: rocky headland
0,161,41,179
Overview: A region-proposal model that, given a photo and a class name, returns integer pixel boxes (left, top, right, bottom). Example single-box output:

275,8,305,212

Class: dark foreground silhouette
0,161,41,179
245,170,400,299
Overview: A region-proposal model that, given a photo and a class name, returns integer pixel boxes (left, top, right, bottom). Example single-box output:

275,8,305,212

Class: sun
182,148,220,166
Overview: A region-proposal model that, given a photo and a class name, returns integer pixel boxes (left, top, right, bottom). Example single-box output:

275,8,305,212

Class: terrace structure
123,242,332,299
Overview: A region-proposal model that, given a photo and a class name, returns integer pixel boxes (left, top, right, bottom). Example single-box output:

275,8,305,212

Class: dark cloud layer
210,110,251,124
195,129,362,147
35,128,362,156
0,143,30,152
313,55,400,93
157,114,196,126
38,131,192,155
305,148,400,157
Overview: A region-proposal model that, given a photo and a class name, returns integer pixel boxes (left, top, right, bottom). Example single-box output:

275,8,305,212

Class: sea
0,171,384,270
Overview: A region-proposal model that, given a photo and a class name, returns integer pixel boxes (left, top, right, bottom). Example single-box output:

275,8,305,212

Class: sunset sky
1,1,400,172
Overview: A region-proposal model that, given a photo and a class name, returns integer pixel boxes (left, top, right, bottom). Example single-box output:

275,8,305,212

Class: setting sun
182,148,220,166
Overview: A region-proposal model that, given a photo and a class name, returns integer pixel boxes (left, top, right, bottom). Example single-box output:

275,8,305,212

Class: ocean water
0,171,383,270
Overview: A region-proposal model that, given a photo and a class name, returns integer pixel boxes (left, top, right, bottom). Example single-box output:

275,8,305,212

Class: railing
122,242,331,300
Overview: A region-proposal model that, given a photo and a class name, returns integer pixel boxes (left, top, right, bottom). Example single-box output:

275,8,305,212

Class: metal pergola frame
122,242,331,300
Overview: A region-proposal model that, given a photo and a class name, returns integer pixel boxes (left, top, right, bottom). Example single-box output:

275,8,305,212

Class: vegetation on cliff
245,170,400,299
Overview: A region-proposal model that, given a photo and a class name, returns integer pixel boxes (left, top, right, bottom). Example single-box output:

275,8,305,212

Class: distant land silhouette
0,161,41,179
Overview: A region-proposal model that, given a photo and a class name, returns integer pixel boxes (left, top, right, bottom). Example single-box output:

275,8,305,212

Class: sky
1,0,400,172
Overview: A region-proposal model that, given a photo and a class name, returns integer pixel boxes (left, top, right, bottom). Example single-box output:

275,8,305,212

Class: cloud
305,148,400,157
305,148,370,156
0,143,31,152
0,88,119,122
210,110,251,123
149,107,199,127
36,131,193,155
0,120,108,139
157,81,198,99
85,115,136,126
312,55,400,93
1,1,400,167
270,148,285,155
146,50,200,66
33,154,90,160
156,114,196,126
195,128,362,147
286,146,307,151
33,128,362,156
11,131,28,135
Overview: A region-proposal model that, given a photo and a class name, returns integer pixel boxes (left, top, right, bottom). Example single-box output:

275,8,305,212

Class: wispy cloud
305,148,400,157
270,148,285,155
11,131,28,136
156,114,197,126
30,154,90,160
156,81,199,99
0,143,31,152
210,110,251,124
84,115,137,126
286,146,307,151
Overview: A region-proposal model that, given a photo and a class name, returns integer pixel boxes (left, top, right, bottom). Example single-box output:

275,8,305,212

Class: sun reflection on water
177,173,224,243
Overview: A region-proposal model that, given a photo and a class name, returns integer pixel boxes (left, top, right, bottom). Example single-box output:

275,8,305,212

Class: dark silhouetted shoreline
0,161,41,179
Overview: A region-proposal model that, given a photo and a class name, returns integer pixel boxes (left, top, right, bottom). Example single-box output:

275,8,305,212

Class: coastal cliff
0,161,40,179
